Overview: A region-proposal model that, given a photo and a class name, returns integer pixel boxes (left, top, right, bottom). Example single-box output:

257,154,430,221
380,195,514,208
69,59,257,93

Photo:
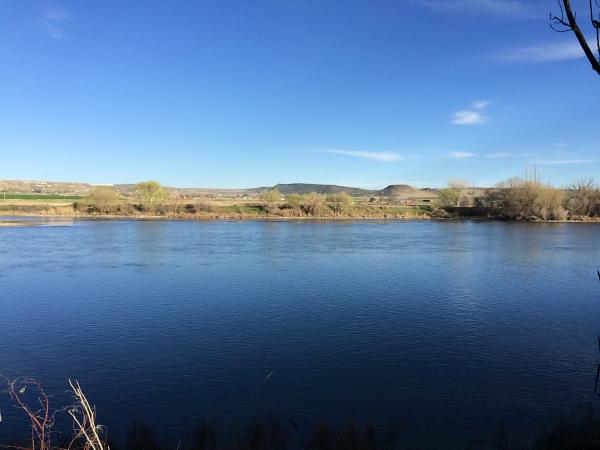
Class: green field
0,193,83,200
218,204,264,214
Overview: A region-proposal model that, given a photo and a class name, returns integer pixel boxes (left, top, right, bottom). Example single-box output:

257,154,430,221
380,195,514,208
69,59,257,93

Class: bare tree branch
551,0,600,76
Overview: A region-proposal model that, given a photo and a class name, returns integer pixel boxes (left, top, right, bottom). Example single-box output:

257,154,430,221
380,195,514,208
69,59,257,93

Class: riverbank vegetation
3,377,600,450
0,178,598,222
434,177,600,221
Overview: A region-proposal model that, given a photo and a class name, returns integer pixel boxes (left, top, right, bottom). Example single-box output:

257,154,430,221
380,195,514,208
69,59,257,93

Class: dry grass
67,380,109,450
1,378,109,450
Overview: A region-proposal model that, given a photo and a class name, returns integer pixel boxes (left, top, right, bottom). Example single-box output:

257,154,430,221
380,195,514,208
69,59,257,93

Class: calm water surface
1,219,599,447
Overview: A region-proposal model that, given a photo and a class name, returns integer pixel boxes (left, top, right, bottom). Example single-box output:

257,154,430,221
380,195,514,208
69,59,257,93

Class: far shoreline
2,211,599,225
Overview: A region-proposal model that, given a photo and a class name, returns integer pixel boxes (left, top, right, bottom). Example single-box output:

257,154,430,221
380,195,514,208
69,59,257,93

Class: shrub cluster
476,178,600,220
265,191,355,216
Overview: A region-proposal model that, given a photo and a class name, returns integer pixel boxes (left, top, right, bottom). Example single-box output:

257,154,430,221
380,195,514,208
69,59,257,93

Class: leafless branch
1,377,108,450
551,0,600,76
66,380,109,450
4,378,54,450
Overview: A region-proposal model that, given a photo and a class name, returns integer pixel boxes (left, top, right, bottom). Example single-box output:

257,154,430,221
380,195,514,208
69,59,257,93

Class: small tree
436,188,460,208
135,181,167,212
260,189,282,213
301,193,326,216
437,179,469,207
567,178,600,218
486,177,570,220
286,193,303,211
537,186,566,220
492,177,542,219
87,186,120,213
327,192,354,215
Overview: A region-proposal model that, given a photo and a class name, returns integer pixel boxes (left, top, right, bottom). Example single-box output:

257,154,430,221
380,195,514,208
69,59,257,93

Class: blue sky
0,0,598,188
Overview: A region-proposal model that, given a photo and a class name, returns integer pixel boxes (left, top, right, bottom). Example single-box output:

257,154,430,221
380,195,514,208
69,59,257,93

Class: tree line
259,189,354,216
81,178,600,221
81,183,356,217
436,177,600,220
81,181,167,214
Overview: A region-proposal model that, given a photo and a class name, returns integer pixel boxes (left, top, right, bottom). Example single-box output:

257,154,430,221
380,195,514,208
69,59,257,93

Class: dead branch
551,0,600,75
66,380,108,450
5,378,54,450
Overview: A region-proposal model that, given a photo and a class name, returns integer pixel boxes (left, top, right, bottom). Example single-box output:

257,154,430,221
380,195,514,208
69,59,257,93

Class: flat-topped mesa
1,179,436,199
271,183,376,196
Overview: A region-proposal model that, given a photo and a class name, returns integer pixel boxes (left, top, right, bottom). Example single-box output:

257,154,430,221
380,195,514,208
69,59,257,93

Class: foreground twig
66,380,108,450
4,378,54,450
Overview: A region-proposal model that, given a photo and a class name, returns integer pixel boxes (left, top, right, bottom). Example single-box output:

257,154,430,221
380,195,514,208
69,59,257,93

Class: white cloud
36,6,71,40
451,110,485,125
487,152,510,158
45,6,71,23
496,40,586,63
535,159,598,166
472,100,490,109
324,149,411,162
451,99,490,125
449,151,476,160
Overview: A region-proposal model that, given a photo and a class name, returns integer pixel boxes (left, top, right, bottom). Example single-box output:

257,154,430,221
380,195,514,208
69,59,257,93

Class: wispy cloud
451,110,484,125
451,100,490,125
449,151,476,160
36,6,71,40
487,152,510,159
472,100,490,109
324,149,412,162
416,0,538,19
495,40,587,64
534,159,598,166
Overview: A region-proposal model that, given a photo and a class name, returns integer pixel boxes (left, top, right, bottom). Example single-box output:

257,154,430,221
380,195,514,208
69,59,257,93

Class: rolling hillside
0,179,438,199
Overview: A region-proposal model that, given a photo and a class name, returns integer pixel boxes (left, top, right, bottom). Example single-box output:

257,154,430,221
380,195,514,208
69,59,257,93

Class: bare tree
437,179,470,207
551,0,600,76
567,178,600,217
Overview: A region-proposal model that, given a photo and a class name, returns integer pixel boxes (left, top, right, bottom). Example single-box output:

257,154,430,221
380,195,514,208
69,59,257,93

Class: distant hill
378,184,434,199
271,183,437,199
112,184,253,198
0,179,439,199
272,183,376,196
0,180,257,198
0,180,94,195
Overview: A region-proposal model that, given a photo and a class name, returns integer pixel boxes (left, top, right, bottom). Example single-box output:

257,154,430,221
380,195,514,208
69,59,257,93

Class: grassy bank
0,193,83,201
